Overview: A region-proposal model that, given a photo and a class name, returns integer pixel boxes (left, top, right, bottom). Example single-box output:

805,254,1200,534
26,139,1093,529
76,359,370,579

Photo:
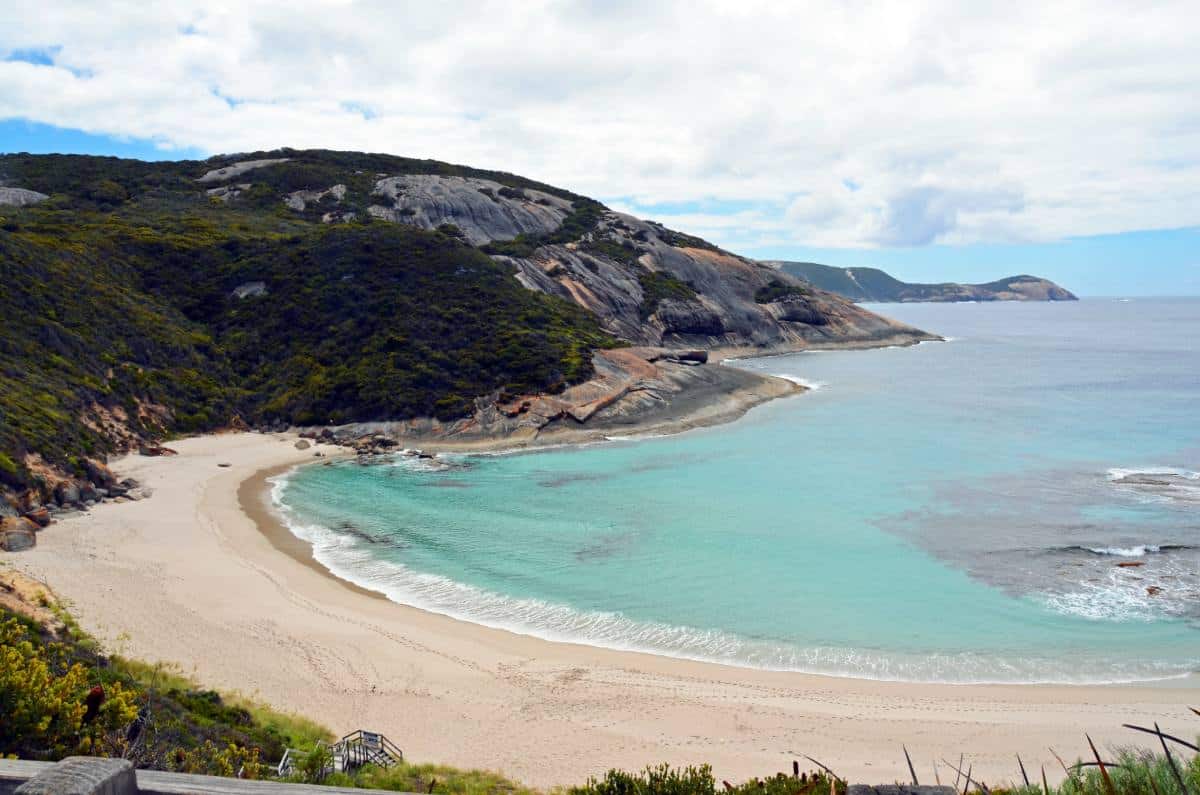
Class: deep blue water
275,298,1200,683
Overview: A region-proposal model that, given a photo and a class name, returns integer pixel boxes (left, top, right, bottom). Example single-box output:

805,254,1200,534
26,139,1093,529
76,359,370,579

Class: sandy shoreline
9,429,1197,788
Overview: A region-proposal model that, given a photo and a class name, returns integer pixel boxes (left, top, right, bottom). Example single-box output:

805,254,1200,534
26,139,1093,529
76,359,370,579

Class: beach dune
9,432,1195,788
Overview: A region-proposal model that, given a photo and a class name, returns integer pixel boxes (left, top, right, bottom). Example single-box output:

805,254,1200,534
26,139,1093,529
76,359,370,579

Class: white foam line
771,374,827,390
1108,467,1199,481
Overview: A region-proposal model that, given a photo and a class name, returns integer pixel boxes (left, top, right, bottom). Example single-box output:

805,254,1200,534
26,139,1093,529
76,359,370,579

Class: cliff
771,262,1078,303
0,149,932,518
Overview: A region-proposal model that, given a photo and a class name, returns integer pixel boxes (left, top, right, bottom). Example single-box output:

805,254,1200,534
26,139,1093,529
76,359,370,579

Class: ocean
272,297,1199,684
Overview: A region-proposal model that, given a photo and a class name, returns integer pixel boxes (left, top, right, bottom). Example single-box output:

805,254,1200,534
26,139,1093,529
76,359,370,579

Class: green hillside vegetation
1,603,329,773
753,279,811,304
0,151,618,492
775,263,910,301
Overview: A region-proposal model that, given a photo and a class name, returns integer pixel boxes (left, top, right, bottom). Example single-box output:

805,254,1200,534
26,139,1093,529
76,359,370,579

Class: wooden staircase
278,729,403,778
333,729,404,772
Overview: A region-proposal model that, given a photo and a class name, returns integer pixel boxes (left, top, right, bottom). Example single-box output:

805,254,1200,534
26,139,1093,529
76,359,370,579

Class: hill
0,149,930,512
771,261,1078,303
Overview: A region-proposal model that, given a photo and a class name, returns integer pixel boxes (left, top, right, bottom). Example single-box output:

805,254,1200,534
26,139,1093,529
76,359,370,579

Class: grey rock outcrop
652,299,726,336
285,183,346,211
763,295,829,325
205,183,251,202
368,175,571,245
232,281,268,299
196,158,291,184
0,187,49,206
503,211,931,350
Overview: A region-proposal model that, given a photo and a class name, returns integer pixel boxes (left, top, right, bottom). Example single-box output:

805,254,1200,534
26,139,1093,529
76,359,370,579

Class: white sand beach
9,432,1196,788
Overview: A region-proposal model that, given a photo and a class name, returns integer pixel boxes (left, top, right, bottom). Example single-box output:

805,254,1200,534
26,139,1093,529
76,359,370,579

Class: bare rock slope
337,172,930,351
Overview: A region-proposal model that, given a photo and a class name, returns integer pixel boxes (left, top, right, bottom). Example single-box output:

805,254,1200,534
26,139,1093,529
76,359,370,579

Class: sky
1,1,1198,295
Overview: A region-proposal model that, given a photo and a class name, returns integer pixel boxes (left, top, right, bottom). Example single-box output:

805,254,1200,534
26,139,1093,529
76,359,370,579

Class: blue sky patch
0,119,206,161
4,46,62,66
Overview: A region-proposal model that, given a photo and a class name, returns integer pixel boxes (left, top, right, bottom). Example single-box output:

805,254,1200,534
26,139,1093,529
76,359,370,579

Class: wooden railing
276,729,403,779
334,729,404,772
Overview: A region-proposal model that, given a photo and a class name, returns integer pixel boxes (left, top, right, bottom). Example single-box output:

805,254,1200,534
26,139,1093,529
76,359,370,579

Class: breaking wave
771,374,827,391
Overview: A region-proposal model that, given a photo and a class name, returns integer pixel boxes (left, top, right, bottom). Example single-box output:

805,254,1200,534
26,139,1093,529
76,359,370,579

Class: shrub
0,616,139,760
636,268,697,320
754,279,810,304
569,764,845,795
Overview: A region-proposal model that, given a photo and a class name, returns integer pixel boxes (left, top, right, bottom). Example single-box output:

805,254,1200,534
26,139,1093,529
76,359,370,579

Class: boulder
83,459,117,487
0,517,37,551
55,481,81,506
23,507,51,528
652,349,708,365
138,445,178,457
294,439,311,450
78,484,100,503
16,490,41,514
0,498,18,519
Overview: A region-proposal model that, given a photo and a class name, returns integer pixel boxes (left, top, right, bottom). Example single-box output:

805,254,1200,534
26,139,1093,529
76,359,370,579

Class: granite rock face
195,158,291,184
311,345,798,445
368,174,572,245
285,183,347,211
505,211,930,350
0,187,49,207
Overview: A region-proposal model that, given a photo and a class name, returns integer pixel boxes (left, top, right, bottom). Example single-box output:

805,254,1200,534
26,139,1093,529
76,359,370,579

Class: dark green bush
754,279,810,303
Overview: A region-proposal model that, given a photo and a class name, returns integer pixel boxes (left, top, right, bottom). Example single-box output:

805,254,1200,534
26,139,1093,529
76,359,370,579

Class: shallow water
275,298,1200,683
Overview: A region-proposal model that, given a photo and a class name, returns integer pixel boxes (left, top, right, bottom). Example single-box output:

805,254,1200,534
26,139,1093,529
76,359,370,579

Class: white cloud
1,0,1198,249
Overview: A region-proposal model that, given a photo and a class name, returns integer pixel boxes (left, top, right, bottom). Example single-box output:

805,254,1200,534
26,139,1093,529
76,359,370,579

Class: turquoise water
274,298,1200,683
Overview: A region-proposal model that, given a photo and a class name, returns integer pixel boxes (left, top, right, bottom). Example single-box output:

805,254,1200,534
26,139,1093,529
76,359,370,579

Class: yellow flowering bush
170,740,266,780
0,617,139,759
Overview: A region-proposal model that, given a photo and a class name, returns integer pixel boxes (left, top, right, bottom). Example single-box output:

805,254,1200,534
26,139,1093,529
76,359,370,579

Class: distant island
770,261,1078,303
